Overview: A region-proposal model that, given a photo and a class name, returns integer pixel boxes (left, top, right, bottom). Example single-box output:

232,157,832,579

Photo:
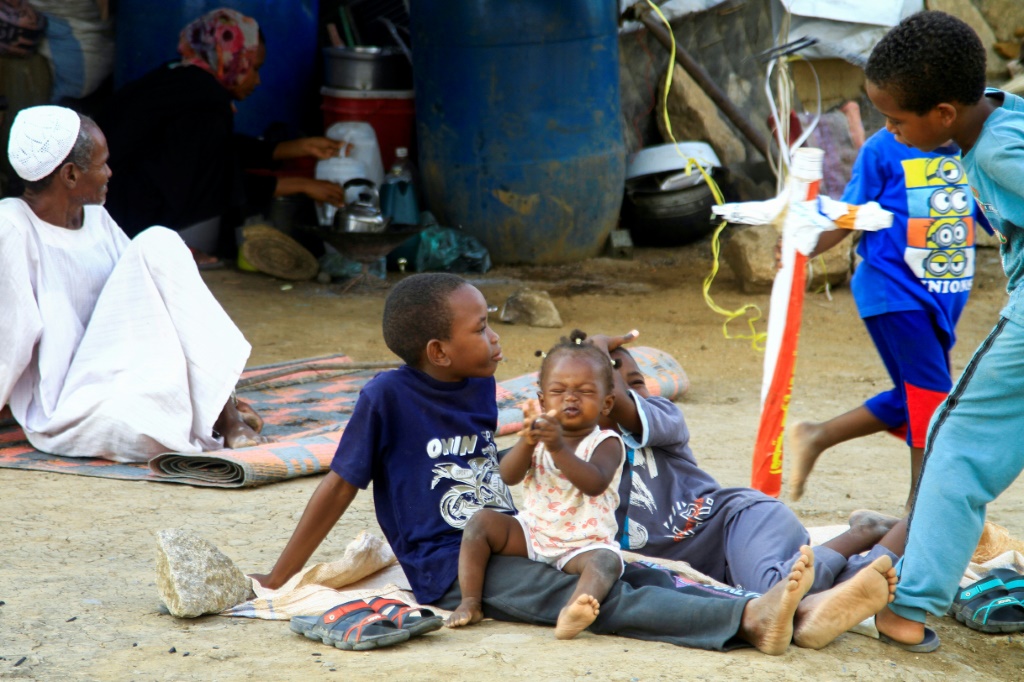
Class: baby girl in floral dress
446,331,625,639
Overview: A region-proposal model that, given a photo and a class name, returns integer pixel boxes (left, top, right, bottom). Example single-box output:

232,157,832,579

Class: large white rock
155,529,253,618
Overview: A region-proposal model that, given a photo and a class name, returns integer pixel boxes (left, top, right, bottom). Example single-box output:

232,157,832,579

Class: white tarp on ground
771,0,924,66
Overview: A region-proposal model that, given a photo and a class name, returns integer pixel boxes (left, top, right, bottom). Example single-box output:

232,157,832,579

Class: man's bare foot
792,555,895,649
215,399,269,449
875,604,926,646
235,399,264,434
554,594,600,640
789,421,824,501
738,545,815,655
446,598,483,628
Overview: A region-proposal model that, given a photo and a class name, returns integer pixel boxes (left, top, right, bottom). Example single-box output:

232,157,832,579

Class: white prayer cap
8,105,82,181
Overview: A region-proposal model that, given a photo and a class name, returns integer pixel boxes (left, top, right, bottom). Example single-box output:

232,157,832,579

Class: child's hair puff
536,329,615,394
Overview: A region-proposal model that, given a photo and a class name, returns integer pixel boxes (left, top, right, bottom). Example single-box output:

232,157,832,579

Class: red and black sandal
290,599,411,650
365,596,445,637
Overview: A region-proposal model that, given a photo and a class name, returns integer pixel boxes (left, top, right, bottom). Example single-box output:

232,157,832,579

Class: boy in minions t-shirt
788,126,988,509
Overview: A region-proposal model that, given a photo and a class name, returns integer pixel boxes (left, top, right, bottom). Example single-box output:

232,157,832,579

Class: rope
646,0,765,351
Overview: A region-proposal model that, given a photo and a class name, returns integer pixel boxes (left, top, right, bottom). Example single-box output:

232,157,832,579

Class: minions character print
902,155,975,295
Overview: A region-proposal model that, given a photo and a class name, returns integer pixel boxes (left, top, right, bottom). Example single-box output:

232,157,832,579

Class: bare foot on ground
446,598,483,628
215,400,269,449
554,594,600,640
789,421,823,501
235,399,265,433
875,604,927,646
739,545,815,655
793,555,896,649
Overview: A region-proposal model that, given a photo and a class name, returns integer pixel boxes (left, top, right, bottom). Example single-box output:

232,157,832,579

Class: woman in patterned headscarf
98,8,344,268
178,8,262,102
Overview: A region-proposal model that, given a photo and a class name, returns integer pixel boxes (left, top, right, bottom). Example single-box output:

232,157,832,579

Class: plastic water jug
325,121,385,187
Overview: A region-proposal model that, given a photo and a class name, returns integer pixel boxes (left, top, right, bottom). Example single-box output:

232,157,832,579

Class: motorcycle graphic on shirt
902,155,975,294
429,430,515,529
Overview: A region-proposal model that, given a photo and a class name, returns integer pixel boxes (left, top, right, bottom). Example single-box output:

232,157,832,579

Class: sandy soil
3,240,1024,681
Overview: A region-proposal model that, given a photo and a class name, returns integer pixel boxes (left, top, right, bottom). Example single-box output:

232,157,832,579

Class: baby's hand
532,409,563,448
519,399,544,444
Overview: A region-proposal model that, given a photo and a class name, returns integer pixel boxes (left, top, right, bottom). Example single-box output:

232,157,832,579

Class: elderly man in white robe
0,105,265,462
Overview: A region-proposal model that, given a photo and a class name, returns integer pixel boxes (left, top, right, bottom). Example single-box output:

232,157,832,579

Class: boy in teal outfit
864,11,1024,651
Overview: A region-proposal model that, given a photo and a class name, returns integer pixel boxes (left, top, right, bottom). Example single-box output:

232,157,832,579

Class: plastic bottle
380,147,420,226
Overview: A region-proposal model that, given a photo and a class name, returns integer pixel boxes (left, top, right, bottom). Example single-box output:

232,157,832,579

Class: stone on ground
500,289,563,328
156,529,253,618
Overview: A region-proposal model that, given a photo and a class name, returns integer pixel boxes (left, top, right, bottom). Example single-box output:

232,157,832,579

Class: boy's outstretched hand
587,329,639,358
248,573,274,589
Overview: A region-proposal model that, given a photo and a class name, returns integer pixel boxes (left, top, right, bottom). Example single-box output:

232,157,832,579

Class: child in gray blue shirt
601,340,904,597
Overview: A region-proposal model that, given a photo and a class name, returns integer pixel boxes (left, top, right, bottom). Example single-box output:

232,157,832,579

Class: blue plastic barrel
410,1,626,264
113,0,318,137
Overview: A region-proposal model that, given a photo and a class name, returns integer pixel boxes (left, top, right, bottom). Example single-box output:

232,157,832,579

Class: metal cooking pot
323,46,413,91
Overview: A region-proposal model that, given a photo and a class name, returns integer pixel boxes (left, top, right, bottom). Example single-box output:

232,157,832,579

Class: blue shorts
862,310,953,448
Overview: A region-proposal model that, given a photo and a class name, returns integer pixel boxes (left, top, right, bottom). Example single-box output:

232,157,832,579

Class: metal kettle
335,178,389,233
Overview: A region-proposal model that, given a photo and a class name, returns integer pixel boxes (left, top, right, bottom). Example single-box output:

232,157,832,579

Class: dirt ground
4,238,1024,681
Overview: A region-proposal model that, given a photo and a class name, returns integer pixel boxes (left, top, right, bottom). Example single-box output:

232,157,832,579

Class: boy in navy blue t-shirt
253,273,863,654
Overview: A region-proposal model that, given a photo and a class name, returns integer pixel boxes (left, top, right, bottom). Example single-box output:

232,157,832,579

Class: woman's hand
273,137,345,161
302,178,346,206
275,177,346,206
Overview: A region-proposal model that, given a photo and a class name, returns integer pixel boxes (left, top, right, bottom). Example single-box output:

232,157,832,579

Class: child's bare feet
792,554,895,649
738,545,815,655
554,594,601,640
848,509,900,538
789,421,824,501
446,598,483,628
875,604,926,646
